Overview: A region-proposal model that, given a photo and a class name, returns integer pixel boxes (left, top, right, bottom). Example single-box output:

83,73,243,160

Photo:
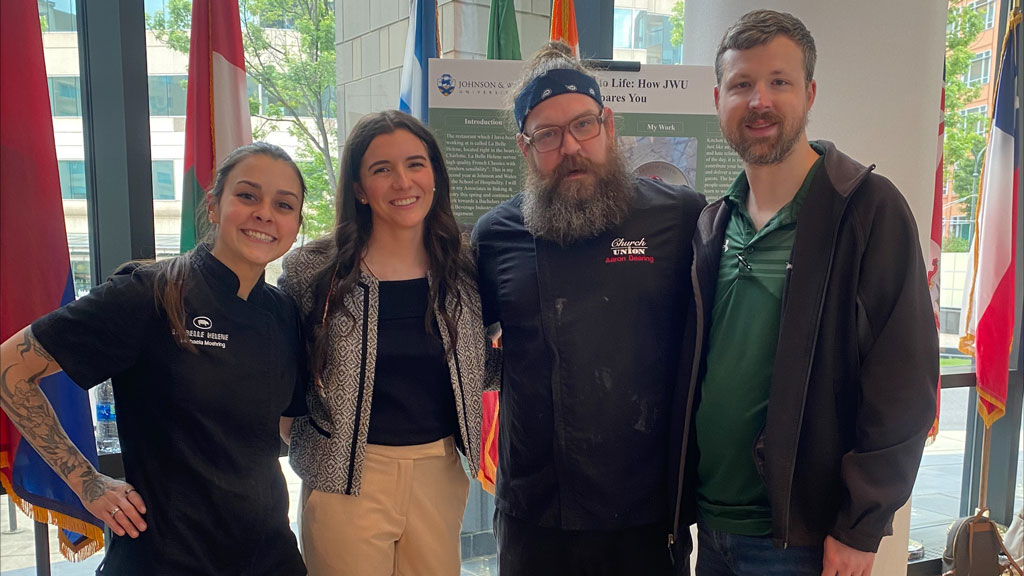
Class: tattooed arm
0,327,148,537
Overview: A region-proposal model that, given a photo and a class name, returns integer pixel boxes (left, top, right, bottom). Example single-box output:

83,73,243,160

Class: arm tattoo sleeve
16,328,55,363
0,329,105,501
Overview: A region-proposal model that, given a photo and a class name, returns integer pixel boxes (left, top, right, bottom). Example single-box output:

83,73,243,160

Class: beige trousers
299,437,470,576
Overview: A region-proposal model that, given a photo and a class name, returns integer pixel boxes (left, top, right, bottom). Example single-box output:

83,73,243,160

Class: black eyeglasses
522,113,605,153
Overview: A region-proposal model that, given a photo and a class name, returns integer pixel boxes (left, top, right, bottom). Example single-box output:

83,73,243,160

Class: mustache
551,155,598,182
742,110,784,126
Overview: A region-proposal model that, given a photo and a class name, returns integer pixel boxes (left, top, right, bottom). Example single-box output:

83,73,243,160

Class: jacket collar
192,243,267,303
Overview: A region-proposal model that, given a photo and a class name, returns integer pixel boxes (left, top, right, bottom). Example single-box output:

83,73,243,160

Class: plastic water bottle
94,380,120,454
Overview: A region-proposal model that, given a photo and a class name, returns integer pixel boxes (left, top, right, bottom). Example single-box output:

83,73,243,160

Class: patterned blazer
279,239,495,495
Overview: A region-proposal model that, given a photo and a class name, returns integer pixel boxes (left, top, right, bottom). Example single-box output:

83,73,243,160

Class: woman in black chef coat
0,142,309,575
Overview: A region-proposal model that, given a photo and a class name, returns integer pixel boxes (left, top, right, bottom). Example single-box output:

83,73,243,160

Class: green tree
149,0,337,238
945,3,988,203
670,2,684,47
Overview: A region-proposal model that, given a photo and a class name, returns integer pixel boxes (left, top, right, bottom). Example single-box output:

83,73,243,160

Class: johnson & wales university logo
437,73,455,96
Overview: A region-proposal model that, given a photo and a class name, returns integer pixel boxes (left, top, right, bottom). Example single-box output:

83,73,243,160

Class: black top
472,178,706,531
367,278,457,446
32,245,306,576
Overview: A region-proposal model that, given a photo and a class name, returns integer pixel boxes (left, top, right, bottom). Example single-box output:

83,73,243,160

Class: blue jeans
696,523,823,576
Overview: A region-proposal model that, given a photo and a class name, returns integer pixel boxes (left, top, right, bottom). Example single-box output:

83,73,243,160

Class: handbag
940,427,1023,576
941,509,1021,576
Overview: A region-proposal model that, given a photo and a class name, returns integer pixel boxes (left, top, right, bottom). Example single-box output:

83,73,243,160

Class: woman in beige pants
280,110,493,575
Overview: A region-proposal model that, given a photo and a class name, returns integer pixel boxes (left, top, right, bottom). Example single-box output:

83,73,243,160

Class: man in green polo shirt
668,9,938,576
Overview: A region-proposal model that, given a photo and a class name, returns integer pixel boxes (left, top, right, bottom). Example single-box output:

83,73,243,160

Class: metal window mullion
76,0,156,283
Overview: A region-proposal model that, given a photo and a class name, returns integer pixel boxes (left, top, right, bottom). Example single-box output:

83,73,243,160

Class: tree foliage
944,3,988,202
670,2,685,48
149,0,337,238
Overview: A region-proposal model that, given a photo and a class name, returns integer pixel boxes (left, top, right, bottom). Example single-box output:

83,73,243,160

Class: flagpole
34,520,51,576
977,425,992,513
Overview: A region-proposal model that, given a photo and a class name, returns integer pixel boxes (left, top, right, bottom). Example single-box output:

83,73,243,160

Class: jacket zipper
345,282,371,494
778,175,860,548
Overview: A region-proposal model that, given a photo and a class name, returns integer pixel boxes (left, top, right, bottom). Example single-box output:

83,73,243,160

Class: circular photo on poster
633,160,690,187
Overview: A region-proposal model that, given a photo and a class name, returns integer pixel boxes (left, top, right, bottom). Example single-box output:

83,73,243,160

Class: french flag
959,9,1019,428
399,0,439,122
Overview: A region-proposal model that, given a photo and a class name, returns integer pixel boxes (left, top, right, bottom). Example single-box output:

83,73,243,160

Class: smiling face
209,154,303,280
354,129,436,237
714,35,816,166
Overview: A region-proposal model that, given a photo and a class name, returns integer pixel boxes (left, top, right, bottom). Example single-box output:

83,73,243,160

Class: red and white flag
180,0,252,251
959,8,1020,428
926,66,945,444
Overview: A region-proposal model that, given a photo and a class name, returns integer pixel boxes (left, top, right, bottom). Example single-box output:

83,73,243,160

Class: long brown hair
152,142,306,351
307,110,473,381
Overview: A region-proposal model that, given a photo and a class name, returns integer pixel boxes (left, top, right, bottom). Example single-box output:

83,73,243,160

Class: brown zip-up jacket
669,141,938,568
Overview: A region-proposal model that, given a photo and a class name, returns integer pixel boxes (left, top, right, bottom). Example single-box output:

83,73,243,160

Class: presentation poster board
428,58,744,226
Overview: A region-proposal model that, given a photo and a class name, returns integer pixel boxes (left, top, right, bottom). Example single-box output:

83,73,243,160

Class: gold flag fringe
1,453,105,562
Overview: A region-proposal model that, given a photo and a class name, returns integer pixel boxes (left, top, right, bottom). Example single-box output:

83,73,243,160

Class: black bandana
513,68,603,133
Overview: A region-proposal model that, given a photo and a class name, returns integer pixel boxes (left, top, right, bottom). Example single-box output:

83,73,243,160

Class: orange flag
550,0,579,58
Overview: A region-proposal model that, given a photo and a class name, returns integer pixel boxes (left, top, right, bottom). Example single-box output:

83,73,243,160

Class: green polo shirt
695,149,823,536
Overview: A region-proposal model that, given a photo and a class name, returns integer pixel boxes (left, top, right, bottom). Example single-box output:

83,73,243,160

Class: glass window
58,160,87,200
145,0,171,27
49,76,82,117
148,75,188,116
961,105,989,136
640,13,682,65
613,8,633,49
910,387,970,560
38,0,77,32
968,0,996,29
966,50,992,86
632,10,647,49
152,160,175,200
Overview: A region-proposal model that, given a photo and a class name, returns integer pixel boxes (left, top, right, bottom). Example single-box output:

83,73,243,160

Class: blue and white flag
399,0,438,122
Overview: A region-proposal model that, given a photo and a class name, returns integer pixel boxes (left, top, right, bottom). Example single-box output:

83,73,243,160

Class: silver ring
110,506,122,516
125,488,136,496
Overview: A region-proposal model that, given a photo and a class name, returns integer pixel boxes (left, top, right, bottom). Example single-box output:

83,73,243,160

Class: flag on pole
477,0,522,495
181,0,252,252
487,0,521,60
478,388,500,495
0,1,104,560
550,0,580,58
959,8,1020,428
399,0,440,122
926,64,945,444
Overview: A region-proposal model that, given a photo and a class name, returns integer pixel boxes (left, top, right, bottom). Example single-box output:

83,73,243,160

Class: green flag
486,0,521,60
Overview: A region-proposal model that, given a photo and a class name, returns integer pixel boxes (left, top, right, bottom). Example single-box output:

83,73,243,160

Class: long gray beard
521,148,634,246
